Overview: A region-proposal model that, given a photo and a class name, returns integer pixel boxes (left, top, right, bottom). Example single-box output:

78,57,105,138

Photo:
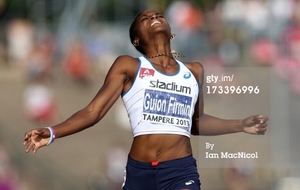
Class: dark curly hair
129,11,144,54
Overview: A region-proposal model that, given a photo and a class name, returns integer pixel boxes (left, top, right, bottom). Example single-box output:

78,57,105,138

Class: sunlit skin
23,10,268,189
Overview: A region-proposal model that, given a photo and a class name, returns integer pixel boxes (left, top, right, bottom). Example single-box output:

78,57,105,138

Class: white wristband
45,127,56,146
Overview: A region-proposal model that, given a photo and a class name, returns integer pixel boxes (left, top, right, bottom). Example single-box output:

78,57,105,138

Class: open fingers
24,137,44,153
25,141,35,153
23,129,44,153
23,132,32,146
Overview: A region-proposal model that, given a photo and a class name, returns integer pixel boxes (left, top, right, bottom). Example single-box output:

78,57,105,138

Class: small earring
170,33,175,40
133,39,139,46
132,39,140,46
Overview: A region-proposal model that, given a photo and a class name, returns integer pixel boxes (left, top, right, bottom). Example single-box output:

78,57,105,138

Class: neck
144,50,185,59
146,51,173,59
142,33,171,55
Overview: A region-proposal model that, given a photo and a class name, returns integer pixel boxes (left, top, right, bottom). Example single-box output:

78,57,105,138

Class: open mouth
150,20,161,27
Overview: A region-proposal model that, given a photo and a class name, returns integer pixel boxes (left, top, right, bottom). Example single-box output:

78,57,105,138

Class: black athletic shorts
122,155,201,190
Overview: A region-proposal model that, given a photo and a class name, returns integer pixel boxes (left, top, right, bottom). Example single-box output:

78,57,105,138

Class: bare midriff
128,134,192,162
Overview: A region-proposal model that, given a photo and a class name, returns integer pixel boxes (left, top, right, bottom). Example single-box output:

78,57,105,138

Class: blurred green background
0,0,300,189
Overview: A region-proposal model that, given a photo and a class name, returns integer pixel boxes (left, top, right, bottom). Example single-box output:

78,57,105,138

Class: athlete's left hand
242,115,268,135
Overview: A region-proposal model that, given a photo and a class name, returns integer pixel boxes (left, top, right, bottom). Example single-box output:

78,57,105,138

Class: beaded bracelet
45,127,56,146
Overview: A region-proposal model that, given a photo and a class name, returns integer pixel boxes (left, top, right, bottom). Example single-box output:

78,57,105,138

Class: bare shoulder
184,61,204,84
108,55,140,87
114,54,137,61
184,61,204,71
108,55,139,75
113,55,139,67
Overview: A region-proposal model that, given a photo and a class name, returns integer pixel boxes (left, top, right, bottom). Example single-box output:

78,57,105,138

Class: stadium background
0,0,299,189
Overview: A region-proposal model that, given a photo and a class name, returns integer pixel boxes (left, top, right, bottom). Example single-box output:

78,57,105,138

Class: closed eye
140,16,148,22
139,13,164,22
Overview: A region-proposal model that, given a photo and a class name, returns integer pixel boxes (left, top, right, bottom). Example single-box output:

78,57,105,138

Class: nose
150,14,158,20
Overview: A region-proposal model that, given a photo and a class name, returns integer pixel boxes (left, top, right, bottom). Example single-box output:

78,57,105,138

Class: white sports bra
121,56,199,137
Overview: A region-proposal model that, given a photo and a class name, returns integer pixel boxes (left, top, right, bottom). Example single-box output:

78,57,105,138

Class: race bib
142,89,192,127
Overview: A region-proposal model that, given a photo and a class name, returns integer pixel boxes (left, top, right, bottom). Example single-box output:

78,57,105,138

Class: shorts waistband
127,155,195,169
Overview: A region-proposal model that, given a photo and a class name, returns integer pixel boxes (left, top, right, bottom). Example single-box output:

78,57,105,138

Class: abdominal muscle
128,134,193,162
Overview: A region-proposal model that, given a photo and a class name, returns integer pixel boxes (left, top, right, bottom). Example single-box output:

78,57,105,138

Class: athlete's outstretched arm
189,62,268,136
23,55,134,153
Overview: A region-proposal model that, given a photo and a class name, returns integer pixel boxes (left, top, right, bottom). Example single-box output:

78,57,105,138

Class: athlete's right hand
23,128,50,153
